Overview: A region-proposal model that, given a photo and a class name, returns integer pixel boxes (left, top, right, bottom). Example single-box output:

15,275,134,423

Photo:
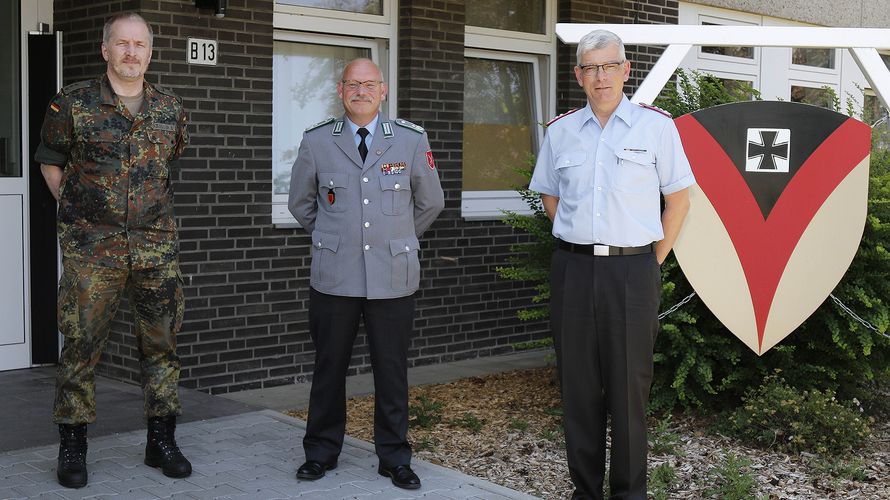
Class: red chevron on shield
672,101,871,355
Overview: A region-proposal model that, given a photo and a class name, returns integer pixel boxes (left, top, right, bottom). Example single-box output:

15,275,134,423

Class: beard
112,58,144,80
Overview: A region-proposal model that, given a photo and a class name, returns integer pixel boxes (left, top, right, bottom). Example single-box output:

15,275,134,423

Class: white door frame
555,24,890,109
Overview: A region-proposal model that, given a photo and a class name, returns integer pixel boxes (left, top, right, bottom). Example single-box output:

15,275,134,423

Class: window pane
0,0,20,177
276,0,382,15
463,58,536,191
273,41,370,195
466,0,546,34
881,53,890,70
701,22,753,59
792,48,835,69
790,85,834,109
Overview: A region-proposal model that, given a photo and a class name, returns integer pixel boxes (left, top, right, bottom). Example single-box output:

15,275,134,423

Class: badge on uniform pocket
327,188,335,205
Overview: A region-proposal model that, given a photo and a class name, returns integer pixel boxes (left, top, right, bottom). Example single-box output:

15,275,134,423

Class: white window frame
697,14,760,67
272,0,397,227
461,0,557,221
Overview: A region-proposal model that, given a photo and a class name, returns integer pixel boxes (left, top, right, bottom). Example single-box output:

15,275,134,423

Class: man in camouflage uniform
34,12,191,488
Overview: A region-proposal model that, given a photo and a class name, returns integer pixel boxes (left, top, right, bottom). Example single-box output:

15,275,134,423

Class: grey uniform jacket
288,114,445,299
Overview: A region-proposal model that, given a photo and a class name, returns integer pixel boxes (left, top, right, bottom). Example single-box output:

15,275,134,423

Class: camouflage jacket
34,75,188,269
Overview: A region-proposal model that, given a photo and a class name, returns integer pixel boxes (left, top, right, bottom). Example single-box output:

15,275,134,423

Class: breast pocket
79,129,124,175
311,230,341,285
554,150,588,198
379,176,412,216
318,173,349,213
614,148,658,194
390,236,420,290
147,129,177,178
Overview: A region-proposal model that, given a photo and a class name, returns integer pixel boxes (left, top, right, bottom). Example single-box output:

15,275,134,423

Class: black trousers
303,287,414,468
550,249,661,500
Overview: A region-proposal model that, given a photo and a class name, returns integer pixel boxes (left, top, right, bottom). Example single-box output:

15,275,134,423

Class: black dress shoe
378,464,421,490
296,460,336,480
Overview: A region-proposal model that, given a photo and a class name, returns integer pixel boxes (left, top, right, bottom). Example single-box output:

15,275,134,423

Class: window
701,21,754,60
466,0,546,34
792,48,835,69
463,55,539,191
273,37,373,201
277,0,382,15
272,1,396,226
790,84,836,109
461,0,556,220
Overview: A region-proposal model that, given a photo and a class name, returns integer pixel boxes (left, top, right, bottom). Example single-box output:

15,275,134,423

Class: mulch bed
287,366,890,499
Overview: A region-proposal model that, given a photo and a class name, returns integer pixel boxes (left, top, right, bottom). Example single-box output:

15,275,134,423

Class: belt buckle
593,245,610,256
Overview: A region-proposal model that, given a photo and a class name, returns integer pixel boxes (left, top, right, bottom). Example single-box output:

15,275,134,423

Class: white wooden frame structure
556,24,890,110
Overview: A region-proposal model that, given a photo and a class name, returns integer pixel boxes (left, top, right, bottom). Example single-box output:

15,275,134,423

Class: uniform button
363,199,369,205
597,186,602,191
364,244,370,250
394,183,400,190
329,180,334,187
363,177,369,183
596,212,601,217
597,161,602,165
596,238,602,243
364,222,370,228
404,245,410,251
316,242,322,248
600,138,605,142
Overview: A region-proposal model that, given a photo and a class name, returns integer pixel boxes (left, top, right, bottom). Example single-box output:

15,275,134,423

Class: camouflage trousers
53,259,184,424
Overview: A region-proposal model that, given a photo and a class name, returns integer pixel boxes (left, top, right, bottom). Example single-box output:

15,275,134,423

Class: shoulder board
305,117,335,132
60,80,92,95
394,118,424,134
152,83,181,100
638,103,672,118
546,108,580,126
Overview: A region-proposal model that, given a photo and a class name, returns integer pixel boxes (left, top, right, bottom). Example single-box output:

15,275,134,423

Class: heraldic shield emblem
672,101,872,355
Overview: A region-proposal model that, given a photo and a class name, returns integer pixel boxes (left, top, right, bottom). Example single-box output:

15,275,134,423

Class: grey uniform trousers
550,248,661,500
303,287,414,468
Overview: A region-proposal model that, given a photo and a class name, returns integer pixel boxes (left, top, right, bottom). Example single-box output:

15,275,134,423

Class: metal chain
830,293,890,340
658,292,697,320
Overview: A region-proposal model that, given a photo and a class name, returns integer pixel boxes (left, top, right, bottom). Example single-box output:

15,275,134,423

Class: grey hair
102,12,154,47
576,29,626,65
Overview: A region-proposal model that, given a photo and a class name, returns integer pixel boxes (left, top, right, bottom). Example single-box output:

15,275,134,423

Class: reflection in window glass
463,58,536,191
881,53,890,70
273,41,370,195
466,0,546,34
791,85,834,109
864,94,888,125
701,22,753,59
717,77,757,100
276,0,382,15
792,48,835,69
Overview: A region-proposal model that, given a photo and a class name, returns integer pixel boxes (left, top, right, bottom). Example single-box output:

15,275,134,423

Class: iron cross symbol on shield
746,128,790,172
672,101,871,355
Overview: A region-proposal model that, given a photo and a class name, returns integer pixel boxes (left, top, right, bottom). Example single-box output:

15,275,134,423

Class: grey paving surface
0,351,552,499
0,410,540,499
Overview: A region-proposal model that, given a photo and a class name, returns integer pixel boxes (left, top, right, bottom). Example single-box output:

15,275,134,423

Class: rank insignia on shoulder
394,118,424,134
382,121,394,138
546,108,580,126
332,120,345,136
305,117,335,132
61,80,91,95
638,103,672,118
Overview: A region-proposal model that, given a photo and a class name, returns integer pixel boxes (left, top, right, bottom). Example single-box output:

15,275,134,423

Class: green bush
725,374,872,455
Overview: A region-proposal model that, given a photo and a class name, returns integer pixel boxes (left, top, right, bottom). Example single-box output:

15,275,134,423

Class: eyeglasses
578,61,625,77
341,80,383,92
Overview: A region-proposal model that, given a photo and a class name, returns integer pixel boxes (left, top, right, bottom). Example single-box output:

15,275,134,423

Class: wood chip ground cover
287,366,890,499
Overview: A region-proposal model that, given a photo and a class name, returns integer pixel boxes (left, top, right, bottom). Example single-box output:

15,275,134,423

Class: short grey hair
102,12,154,47
576,29,626,65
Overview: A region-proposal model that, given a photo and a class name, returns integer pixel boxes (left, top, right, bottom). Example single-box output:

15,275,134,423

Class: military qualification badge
327,188,335,205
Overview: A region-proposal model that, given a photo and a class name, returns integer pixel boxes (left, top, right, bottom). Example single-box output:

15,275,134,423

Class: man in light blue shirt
529,29,695,500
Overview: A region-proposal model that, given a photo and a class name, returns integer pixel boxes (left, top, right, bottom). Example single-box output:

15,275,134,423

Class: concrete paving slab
0,410,540,500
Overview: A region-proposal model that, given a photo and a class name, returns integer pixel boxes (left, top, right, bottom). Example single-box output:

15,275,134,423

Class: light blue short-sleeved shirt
529,95,696,247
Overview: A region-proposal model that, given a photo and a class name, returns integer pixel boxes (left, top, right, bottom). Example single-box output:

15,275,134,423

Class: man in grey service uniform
288,58,444,490
529,30,695,499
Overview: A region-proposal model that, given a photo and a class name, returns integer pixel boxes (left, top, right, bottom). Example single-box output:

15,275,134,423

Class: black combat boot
144,415,192,478
57,424,88,488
